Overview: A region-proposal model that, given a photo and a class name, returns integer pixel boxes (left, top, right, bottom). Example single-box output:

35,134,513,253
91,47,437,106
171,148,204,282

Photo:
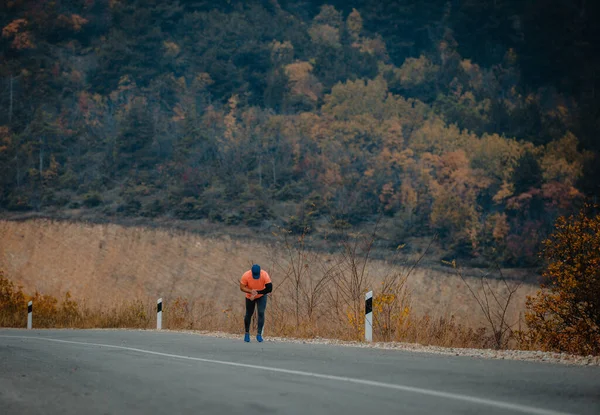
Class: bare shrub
449,260,523,349
0,270,27,327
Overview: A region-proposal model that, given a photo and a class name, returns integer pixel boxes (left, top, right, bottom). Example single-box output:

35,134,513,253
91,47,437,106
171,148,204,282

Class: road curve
0,329,598,415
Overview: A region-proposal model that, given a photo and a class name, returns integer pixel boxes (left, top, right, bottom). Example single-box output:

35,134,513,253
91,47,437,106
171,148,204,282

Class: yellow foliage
192,72,214,91
322,77,388,120
309,24,340,48
524,206,600,355
471,133,524,183
163,41,181,58
223,95,239,143
313,5,343,28
490,212,510,240
372,276,412,342
70,14,89,31
270,40,294,66
42,155,59,184
409,117,473,156
459,59,484,91
284,61,323,102
346,8,363,39
70,69,83,84
493,181,515,203
353,36,388,59
172,104,186,122
428,150,489,246
29,291,59,327
0,270,26,327
346,307,365,338
165,297,194,330
398,55,440,88
541,132,591,186
504,48,518,66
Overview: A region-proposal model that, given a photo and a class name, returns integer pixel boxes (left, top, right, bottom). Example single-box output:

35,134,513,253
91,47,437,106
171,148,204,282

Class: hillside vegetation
1,1,598,265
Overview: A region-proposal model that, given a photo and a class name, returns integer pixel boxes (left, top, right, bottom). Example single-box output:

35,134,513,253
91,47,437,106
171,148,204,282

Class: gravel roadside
7,328,598,367
170,329,600,367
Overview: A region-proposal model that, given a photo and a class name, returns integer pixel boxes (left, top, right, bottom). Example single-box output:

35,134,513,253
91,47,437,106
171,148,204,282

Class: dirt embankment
0,219,538,326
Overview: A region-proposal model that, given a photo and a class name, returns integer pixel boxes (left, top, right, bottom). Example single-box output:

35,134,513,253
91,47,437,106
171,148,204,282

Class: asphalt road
0,329,598,415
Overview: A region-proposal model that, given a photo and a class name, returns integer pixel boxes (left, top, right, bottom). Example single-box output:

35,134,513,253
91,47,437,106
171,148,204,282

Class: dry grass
0,269,239,331
0,219,540,350
0,270,516,350
0,268,564,354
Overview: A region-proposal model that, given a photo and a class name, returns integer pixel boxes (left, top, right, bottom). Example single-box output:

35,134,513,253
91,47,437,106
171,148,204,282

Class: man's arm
240,282,255,294
257,283,272,295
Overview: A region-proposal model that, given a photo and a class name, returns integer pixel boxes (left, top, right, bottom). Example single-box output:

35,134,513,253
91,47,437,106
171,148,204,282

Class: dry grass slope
1,219,539,348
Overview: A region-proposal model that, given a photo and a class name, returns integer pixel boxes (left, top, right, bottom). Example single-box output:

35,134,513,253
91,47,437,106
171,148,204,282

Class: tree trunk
15,155,21,187
9,76,13,125
39,136,44,181
258,154,263,188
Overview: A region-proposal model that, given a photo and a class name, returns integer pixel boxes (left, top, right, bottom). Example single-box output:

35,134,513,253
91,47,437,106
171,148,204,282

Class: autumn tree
392,55,440,101
114,97,156,171
0,0,597,267
524,206,600,355
429,150,489,255
2,19,35,50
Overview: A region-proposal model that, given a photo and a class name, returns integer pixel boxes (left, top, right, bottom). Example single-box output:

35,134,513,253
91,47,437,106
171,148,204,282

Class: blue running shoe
256,334,263,343
244,333,250,342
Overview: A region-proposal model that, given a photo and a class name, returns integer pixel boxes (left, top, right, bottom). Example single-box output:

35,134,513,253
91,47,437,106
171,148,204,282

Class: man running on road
240,264,272,342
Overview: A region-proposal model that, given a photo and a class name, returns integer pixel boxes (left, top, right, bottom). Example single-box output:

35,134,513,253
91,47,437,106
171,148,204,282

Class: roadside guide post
157,298,163,330
365,291,373,342
27,301,32,329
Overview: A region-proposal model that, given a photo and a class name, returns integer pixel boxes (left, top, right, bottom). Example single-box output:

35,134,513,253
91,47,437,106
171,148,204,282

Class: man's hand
249,289,258,300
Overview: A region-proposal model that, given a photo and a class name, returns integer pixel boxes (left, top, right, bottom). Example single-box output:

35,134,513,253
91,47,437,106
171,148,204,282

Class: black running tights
244,295,267,334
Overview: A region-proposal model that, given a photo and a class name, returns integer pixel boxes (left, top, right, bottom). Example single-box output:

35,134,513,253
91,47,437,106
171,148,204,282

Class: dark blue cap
251,264,261,279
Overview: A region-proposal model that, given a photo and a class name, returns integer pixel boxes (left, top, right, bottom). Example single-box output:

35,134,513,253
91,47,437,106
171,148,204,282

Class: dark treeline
0,0,598,266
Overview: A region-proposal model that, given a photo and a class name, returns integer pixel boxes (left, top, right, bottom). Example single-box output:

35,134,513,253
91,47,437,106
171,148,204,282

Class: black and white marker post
27,301,32,329
157,298,163,330
365,290,373,342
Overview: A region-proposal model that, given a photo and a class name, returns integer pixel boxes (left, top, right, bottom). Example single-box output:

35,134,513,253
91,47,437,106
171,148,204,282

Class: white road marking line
0,334,574,415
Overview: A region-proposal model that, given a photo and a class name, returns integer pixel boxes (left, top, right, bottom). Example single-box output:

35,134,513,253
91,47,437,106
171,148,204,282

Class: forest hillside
1,0,598,265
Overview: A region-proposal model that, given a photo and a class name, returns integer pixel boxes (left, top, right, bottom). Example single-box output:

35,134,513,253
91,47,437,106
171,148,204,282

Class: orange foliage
2,19,34,49
524,206,600,355
2,18,27,38
284,61,323,102
58,14,89,32
541,181,583,211
490,213,509,241
0,126,11,153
